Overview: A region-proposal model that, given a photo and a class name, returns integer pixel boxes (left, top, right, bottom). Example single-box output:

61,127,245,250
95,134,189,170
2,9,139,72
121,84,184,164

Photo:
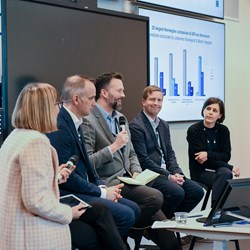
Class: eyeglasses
55,100,63,109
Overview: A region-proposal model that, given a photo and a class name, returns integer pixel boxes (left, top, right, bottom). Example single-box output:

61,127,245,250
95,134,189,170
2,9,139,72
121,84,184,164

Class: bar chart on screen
139,8,225,121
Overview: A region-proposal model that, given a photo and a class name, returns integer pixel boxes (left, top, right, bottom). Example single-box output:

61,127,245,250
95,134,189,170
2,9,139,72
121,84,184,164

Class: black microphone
119,116,126,132
57,155,79,181
119,116,126,153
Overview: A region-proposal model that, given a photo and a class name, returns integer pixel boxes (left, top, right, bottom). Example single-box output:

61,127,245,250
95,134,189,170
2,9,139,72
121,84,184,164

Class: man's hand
105,183,124,202
169,174,185,186
132,172,140,179
195,151,208,164
109,131,129,153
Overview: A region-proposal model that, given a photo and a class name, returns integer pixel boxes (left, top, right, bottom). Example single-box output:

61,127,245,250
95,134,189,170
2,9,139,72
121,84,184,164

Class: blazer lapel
92,106,117,143
157,121,167,156
141,112,162,153
61,107,89,163
92,106,124,158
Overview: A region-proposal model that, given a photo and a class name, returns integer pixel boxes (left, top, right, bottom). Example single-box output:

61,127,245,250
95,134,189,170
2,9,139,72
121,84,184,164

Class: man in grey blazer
82,72,180,250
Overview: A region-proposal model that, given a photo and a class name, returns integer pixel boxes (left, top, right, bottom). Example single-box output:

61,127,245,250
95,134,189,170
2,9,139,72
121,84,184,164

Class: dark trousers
121,184,163,228
122,184,181,250
152,176,204,218
61,190,140,237
70,201,126,250
193,167,233,206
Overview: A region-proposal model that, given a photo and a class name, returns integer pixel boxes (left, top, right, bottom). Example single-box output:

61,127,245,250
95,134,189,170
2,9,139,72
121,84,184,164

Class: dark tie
77,124,90,182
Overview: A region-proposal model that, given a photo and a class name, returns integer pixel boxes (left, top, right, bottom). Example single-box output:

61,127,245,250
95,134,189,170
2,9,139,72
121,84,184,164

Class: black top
186,120,233,179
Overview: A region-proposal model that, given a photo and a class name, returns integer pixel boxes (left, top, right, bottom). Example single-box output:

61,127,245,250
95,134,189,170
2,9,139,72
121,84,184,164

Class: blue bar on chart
159,72,167,96
183,49,187,96
154,57,166,95
183,49,194,96
153,51,205,97
197,56,205,96
169,53,179,96
154,57,158,86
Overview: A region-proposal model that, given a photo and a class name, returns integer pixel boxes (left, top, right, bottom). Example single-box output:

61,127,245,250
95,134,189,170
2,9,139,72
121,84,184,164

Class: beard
112,100,122,111
108,96,122,111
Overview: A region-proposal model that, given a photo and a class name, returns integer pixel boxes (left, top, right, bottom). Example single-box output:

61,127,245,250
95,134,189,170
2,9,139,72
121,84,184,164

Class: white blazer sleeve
20,135,72,225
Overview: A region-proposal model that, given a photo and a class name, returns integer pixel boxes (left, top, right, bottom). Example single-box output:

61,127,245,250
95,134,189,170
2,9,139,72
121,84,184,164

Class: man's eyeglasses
55,100,63,109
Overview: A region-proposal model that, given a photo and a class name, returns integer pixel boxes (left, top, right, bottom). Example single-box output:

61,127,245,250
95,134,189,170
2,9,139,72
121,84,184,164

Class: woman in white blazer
0,83,85,250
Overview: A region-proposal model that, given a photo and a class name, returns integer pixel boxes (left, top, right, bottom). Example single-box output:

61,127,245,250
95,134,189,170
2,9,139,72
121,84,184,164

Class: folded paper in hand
117,169,160,185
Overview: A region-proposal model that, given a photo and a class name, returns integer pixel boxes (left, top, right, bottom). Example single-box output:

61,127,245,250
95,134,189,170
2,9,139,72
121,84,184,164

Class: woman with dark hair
187,97,240,206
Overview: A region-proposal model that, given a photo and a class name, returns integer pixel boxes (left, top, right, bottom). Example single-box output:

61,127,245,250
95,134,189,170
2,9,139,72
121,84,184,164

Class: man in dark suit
129,85,204,219
82,72,181,250
47,74,140,248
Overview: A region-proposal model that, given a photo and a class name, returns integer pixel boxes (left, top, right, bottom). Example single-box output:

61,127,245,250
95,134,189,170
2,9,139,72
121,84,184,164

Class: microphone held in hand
57,155,79,181
119,116,126,132
119,116,126,153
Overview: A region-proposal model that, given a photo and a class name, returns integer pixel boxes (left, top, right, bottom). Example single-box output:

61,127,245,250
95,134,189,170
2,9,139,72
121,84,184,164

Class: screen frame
136,0,224,19
204,178,250,226
1,0,149,140
138,6,225,123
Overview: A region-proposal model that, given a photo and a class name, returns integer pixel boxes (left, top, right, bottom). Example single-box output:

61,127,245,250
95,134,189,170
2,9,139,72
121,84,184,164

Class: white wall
221,0,250,178
170,0,250,178
98,0,250,178
165,0,250,178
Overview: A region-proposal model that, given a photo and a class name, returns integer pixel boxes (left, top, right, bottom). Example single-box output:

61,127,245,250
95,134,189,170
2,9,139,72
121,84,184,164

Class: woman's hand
232,167,240,177
195,151,208,164
72,203,86,220
58,164,76,184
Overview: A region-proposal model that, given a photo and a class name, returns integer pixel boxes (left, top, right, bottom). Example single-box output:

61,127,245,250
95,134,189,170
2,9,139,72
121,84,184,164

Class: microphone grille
119,116,126,125
69,155,79,165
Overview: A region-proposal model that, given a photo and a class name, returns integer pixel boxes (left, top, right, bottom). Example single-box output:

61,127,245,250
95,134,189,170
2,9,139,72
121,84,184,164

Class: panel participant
129,85,204,219
0,82,85,250
186,97,240,206
82,72,180,250
46,74,140,244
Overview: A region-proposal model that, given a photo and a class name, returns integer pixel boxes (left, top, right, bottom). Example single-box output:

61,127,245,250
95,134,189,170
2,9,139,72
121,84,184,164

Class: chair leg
234,240,240,250
134,238,141,250
134,245,139,250
201,188,212,211
176,232,183,249
189,236,197,250
128,229,143,250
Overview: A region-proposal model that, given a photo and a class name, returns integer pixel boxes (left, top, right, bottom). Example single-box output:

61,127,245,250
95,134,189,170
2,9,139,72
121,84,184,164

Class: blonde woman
0,83,85,250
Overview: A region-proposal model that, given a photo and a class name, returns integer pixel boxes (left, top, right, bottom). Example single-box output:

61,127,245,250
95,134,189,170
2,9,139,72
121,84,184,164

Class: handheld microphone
119,116,126,153
119,116,126,132
57,155,79,182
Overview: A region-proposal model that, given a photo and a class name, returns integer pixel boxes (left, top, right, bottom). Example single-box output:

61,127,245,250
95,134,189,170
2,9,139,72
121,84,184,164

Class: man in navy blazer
47,74,140,239
129,85,204,219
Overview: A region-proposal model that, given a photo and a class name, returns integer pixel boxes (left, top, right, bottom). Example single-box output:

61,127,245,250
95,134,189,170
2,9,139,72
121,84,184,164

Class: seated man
47,74,140,241
82,72,180,250
129,85,204,219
